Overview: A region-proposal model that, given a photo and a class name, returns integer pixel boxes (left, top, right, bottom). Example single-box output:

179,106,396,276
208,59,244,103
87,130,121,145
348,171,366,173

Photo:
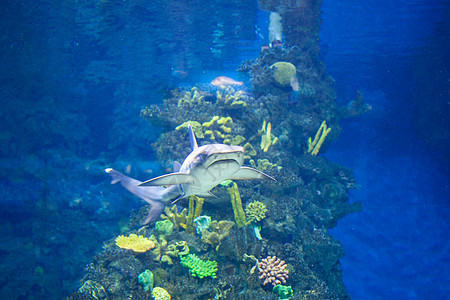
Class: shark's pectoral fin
138,172,194,186
229,167,276,181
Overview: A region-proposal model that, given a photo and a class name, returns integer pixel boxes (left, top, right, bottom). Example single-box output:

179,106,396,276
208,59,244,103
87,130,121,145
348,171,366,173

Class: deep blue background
320,0,449,298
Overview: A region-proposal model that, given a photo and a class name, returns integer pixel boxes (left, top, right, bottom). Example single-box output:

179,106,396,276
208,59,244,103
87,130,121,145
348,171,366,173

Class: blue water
0,0,449,298
321,0,450,298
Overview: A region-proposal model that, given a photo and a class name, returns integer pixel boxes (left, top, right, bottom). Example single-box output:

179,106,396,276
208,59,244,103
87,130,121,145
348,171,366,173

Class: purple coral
258,256,289,286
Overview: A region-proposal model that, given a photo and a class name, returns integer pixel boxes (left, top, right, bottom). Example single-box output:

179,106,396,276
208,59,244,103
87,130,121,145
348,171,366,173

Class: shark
105,124,275,224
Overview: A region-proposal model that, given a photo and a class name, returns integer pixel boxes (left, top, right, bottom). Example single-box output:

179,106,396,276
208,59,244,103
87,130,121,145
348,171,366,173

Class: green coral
270,62,297,87
180,253,218,279
155,219,173,237
245,201,268,225
273,284,293,300
138,269,154,292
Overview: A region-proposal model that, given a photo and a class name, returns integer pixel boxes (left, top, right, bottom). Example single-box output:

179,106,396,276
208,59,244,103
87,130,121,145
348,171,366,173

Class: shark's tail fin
104,168,181,224
105,168,128,185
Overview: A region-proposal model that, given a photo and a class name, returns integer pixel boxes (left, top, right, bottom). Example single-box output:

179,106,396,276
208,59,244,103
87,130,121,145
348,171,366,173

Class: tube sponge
269,12,282,43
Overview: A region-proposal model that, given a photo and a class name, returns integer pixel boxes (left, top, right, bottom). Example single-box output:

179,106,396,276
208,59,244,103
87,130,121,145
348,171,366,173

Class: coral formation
226,181,247,227
160,205,188,231
216,86,248,109
272,284,293,300
307,120,332,155
260,121,279,152
154,219,174,237
245,201,268,225
200,220,235,250
138,269,153,291
115,234,155,253
270,61,297,86
180,253,218,279
258,256,289,286
186,195,204,234
152,287,171,300
177,87,205,108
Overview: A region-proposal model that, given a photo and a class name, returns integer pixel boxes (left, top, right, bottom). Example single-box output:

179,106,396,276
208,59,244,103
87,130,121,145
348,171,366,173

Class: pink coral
258,256,289,286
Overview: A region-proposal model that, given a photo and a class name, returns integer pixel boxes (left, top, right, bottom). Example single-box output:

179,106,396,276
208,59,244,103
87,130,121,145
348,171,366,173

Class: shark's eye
193,153,207,164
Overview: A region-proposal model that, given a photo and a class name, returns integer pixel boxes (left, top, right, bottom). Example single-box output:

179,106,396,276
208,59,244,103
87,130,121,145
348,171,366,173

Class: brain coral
270,61,297,86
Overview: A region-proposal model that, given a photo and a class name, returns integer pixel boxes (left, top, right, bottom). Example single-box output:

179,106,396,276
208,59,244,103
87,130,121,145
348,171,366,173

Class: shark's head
182,144,244,173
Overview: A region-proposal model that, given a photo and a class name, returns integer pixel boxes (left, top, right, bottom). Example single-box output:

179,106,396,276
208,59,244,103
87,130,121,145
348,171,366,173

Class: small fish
211,76,244,87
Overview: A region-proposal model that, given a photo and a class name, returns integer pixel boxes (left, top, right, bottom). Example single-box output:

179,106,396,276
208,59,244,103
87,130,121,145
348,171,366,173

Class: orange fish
210,76,244,86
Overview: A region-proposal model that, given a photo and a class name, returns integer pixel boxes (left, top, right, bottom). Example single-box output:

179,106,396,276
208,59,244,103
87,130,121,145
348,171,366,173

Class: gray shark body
106,124,274,224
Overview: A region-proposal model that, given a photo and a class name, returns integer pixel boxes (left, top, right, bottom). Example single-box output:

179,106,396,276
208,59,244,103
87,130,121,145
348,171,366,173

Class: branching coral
149,236,188,265
177,87,205,107
258,256,289,286
180,253,218,279
307,120,331,155
202,116,233,144
216,86,248,109
160,205,188,231
115,234,155,253
260,121,279,152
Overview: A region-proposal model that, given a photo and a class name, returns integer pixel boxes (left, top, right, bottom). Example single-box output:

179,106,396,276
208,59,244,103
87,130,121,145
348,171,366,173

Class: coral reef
258,256,289,286
65,1,369,299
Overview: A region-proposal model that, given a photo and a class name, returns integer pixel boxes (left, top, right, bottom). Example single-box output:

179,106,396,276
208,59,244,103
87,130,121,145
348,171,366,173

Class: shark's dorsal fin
228,167,276,181
187,124,198,151
138,172,195,186
173,161,182,172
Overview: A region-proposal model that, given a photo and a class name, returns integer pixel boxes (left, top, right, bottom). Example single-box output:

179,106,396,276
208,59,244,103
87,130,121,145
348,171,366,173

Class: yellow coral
152,287,171,300
307,120,331,156
115,234,155,253
227,182,247,228
202,116,233,144
260,121,279,152
245,201,268,225
160,205,188,231
177,87,205,107
185,195,204,234
175,121,204,138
